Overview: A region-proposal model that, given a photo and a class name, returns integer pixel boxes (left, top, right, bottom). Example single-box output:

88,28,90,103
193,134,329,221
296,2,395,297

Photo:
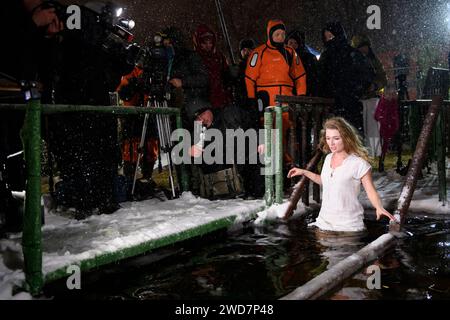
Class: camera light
154,34,162,44
116,7,123,17
119,19,135,30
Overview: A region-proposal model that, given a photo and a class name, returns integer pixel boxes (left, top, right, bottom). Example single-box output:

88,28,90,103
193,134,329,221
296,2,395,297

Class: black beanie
187,97,212,121
287,30,305,46
239,38,256,52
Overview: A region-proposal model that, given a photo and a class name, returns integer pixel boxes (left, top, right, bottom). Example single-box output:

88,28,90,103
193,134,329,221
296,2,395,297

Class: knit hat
322,21,347,44
286,30,305,47
186,97,212,121
239,38,255,52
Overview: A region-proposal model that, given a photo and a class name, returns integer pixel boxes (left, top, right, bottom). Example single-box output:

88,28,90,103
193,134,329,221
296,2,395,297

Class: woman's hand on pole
287,168,304,178
376,208,397,222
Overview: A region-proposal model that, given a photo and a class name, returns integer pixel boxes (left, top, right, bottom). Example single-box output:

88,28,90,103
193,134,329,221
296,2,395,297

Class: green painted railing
275,105,284,204
263,96,333,207
0,101,187,295
264,108,274,207
21,98,43,295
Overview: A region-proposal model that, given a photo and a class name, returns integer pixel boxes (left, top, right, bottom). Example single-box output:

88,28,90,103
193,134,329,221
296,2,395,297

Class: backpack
199,165,243,200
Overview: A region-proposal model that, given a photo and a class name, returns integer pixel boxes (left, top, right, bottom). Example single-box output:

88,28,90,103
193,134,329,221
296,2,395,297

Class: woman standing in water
288,117,396,232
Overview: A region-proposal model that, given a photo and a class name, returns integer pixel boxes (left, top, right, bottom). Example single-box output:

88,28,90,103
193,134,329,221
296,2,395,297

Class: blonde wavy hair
319,117,370,162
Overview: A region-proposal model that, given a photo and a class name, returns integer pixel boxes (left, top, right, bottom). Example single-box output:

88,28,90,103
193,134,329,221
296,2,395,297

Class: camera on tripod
134,33,170,100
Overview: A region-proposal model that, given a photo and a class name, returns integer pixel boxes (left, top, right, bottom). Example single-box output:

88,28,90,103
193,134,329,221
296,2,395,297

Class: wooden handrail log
283,148,323,220
395,95,445,224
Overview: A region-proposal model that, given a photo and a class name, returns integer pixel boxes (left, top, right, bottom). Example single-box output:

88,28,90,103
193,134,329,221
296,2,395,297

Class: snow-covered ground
40,193,265,276
0,192,265,299
0,166,448,300
361,168,449,214
0,239,31,300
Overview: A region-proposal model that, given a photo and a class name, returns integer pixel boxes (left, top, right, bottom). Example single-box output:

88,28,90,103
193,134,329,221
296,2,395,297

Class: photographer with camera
48,1,137,219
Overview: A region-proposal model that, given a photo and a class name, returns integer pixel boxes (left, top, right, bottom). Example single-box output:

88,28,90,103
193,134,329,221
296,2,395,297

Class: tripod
131,95,178,199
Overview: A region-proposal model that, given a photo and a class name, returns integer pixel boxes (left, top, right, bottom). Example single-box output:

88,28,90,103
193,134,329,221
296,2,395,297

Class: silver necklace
330,155,345,178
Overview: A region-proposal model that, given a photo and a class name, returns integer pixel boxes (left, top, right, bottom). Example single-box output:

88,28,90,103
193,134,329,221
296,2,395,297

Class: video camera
134,33,170,99
41,0,140,65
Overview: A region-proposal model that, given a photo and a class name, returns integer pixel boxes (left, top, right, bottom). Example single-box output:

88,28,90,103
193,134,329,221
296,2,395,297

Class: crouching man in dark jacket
185,99,265,200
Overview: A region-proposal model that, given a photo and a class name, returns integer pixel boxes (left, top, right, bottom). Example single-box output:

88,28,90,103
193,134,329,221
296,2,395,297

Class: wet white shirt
310,153,371,232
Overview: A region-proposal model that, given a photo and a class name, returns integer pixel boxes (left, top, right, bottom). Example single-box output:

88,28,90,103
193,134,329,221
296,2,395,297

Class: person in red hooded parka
193,24,233,110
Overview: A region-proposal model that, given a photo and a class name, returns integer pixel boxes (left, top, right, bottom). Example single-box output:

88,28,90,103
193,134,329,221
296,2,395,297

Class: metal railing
267,95,449,217
264,96,334,206
0,97,186,295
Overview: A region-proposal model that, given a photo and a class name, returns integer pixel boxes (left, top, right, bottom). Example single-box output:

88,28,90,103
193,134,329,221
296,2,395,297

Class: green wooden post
21,93,43,295
176,112,189,192
264,108,273,206
275,104,283,204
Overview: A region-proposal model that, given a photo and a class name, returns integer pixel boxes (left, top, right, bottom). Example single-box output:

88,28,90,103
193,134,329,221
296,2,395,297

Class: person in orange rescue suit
116,66,159,182
245,19,307,165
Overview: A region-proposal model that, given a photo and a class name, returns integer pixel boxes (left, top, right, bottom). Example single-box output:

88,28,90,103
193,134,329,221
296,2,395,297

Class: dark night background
62,0,449,97
61,0,449,51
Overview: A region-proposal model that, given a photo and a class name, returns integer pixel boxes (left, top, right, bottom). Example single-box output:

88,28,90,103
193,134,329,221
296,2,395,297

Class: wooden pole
395,95,444,224
281,233,396,300
283,148,323,220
